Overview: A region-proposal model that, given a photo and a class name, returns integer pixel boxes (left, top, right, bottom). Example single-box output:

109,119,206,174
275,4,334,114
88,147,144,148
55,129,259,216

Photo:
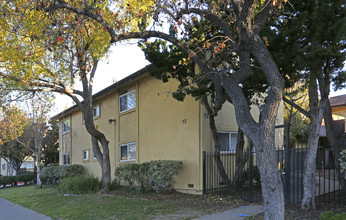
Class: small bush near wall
41,166,60,184
61,164,84,178
115,160,183,193
142,160,183,193
15,173,35,184
114,163,142,188
57,175,100,194
41,164,84,184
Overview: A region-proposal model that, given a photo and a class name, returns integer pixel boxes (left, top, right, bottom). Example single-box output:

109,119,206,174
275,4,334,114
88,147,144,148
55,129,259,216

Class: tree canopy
0,0,322,218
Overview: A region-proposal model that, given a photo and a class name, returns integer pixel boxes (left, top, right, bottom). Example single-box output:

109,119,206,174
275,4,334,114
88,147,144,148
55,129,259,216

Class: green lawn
0,186,175,220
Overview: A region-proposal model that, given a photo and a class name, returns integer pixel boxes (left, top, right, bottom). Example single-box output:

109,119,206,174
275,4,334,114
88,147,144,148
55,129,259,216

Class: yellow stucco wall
137,76,201,193
58,74,202,193
58,72,284,194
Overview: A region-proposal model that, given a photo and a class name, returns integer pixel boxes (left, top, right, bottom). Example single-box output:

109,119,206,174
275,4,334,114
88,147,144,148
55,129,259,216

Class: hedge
41,164,84,184
15,172,35,184
0,176,16,185
115,160,183,192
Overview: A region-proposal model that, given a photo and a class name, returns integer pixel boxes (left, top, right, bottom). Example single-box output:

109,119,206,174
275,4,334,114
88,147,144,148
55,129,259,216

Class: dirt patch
109,188,247,219
249,192,346,220
109,188,345,219
249,204,346,220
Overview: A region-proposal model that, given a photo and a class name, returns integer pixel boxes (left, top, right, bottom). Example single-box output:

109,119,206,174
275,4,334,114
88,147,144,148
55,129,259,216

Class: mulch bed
251,192,346,220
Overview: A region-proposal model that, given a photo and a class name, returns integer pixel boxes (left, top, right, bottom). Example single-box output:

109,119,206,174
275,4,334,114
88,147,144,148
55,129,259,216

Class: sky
51,43,346,116
51,43,150,116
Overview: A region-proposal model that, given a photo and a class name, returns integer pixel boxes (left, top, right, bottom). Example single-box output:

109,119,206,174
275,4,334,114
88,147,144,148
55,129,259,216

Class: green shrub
320,211,346,220
340,150,346,180
41,165,61,184
62,164,84,178
41,164,84,184
114,163,142,188
144,160,183,193
15,173,35,184
57,175,100,194
0,176,16,185
115,160,183,193
242,166,261,187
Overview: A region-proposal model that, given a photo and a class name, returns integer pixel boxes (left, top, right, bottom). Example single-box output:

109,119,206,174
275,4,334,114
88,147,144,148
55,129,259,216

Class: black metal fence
202,145,345,205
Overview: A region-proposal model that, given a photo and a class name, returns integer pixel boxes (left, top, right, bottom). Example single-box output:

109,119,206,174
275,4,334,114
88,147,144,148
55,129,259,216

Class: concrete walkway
0,198,51,220
195,204,264,220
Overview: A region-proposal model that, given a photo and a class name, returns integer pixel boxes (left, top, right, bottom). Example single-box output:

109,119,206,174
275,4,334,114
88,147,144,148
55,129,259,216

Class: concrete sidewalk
0,198,51,220
195,204,264,220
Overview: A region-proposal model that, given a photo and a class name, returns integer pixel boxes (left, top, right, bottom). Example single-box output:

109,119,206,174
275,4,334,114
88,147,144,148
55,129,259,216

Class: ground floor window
63,154,71,165
120,142,136,162
218,131,238,153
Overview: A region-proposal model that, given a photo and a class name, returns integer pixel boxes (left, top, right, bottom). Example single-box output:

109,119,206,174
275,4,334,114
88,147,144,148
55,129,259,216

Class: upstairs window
63,119,70,133
93,105,100,118
82,105,100,122
218,131,238,153
119,90,136,113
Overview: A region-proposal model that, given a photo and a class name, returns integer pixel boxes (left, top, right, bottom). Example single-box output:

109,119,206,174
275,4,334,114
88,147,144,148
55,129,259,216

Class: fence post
202,151,206,195
249,143,253,202
284,123,291,203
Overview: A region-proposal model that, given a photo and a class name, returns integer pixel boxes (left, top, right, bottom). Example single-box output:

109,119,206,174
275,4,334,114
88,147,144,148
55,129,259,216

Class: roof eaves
51,66,148,120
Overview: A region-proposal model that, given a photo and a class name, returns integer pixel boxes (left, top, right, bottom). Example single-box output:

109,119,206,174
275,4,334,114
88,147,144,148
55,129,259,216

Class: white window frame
62,119,70,134
82,105,100,122
119,142,136,162
93,105,100,118
83,150,89,161
217,131,238,153
119,90,136,113
63,154,71,165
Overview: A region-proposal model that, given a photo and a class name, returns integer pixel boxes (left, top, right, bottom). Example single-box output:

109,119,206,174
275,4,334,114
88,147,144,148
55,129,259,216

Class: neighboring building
0,158,16,176
318,94,346,168
320,94,346,143
20,156,35,173
330,94,346,121
54,67,284,194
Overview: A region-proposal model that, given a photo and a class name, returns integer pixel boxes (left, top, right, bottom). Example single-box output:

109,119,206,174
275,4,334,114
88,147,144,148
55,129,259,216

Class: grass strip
0,186,174,220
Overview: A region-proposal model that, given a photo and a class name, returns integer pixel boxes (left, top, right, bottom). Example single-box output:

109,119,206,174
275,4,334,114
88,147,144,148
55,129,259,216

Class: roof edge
51,66,148,120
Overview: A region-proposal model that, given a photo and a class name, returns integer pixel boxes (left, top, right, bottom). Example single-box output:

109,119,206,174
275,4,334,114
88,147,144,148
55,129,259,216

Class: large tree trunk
202,98,232,191
91,135,111,192
34,135,42,188
255,132,284,219
301,119,321,209
214,38,285,219
233,128,250,188
78,65,112,193
324,99,345,189
301,72,328,209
